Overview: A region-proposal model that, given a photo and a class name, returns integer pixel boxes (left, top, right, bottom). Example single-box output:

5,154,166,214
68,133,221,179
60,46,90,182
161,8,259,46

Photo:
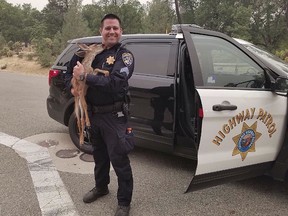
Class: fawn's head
75,43,104,58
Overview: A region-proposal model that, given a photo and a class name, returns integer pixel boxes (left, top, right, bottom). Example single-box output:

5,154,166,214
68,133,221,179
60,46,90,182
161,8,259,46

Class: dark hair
100,13,122,27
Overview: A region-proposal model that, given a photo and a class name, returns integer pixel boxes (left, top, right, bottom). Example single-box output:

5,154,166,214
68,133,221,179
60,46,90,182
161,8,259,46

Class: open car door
181,26,288,192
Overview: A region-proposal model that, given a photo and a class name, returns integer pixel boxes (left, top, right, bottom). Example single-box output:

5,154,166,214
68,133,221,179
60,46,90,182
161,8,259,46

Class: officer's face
100,19,122,49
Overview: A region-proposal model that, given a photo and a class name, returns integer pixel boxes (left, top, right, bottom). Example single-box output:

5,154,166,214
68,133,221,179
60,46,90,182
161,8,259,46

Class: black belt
90,101,123,113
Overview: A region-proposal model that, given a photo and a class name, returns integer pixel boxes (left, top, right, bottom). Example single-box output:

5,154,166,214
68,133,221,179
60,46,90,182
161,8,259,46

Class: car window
56,44,79,67
124,43,172,76
191,34,266,88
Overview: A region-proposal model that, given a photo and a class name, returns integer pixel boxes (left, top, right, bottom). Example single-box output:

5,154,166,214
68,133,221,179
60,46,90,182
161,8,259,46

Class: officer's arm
85,50,134,92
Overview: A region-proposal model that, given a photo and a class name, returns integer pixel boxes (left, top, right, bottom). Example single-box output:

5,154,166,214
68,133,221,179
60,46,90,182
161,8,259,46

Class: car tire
68,113,93,155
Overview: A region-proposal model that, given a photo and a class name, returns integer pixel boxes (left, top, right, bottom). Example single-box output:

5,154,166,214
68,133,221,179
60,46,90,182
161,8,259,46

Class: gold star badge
232,121,262,161
106,56,115,65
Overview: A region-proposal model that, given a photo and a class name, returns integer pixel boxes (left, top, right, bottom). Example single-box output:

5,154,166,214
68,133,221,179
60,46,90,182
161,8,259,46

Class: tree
82,4,103,34
177,0,199,24
118,0,145,33
0,33,6,49
249,0,288,51
83,0,145,34
60,0,92,49
143,0,176,33
20,4,43,46
195,0,252,39
42,0,69,38
0,1,24,42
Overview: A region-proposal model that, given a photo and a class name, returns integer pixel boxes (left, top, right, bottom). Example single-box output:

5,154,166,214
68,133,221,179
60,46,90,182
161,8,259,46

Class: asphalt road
1,71,288,216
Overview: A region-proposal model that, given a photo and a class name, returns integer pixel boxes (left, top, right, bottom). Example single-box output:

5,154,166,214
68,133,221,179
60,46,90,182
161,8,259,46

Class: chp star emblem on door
106,56,115,65
232,121,262,161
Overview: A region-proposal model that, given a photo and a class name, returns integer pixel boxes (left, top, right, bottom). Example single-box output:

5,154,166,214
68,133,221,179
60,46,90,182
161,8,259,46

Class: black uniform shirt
67,43,134,106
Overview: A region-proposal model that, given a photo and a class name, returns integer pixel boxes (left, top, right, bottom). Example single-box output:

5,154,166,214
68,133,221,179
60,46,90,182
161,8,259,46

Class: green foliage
52,31,63,56
82,4,103,33
20,4,44,45
249,0,287,52
26,53,34,61
6,50,14,57
0,1,23,42
42,0,68,38
194,0,252,38
275,49,288,62
1,0,288,58
82,0,145,34
117,0,145,34
34,38,54,67
179,0,198,24
18,52,24,58
7,41,13,49
0,46,11,57
143,0,176,33
0,34,6,50
60,0,92,49
38,47,54,67
12,41,22,54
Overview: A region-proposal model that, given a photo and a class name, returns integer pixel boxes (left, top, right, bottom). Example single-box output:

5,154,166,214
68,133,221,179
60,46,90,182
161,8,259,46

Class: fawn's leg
74,97,81,134
80,92,91,128
80,118,85,145
79,96,85,145
94,68,109,76
72,78,82,139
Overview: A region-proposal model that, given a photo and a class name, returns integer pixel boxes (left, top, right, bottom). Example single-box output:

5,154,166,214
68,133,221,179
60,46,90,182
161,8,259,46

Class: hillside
0,55,50,76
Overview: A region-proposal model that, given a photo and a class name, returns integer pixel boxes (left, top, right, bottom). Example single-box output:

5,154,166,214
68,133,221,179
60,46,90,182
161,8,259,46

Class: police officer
66,14,134,216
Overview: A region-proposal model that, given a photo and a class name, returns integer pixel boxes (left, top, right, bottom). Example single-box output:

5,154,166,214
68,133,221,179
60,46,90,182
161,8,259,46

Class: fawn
71,43,109,145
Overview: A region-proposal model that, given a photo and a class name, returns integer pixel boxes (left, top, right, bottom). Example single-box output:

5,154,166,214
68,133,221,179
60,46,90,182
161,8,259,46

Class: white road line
0,132,79,216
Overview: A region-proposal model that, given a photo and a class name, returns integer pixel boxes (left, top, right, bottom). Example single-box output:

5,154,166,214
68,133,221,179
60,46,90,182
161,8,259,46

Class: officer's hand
73,61,84,79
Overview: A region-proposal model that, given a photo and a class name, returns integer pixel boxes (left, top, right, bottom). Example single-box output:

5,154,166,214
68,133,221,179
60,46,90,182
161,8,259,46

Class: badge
232,121,262,161
122,52,133,67
106,56,115,65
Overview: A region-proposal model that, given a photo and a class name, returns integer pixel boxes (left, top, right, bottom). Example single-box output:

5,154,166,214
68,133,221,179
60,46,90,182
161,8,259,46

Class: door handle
213,104,237,111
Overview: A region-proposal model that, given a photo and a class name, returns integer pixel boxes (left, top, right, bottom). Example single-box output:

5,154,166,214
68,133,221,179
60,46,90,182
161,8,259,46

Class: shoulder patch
122,52,133,67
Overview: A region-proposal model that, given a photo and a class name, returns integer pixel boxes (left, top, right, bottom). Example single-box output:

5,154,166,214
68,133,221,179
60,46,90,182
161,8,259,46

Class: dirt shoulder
0,55,50,76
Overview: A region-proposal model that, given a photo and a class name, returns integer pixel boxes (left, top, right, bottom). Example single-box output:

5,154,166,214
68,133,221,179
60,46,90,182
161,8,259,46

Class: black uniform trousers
89,111,133,206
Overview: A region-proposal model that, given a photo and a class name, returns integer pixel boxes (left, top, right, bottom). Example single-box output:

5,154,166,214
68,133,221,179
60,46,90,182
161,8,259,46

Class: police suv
47,25,288,192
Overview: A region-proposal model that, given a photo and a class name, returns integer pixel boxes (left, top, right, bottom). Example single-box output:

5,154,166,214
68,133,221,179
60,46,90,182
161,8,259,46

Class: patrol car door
181,26,288,192
122,39,177,153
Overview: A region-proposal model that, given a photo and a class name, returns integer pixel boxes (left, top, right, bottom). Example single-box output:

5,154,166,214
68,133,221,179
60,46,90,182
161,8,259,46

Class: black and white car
47,25,288,192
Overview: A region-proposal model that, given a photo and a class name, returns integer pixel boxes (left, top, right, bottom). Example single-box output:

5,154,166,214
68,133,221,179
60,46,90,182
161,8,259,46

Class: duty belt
90,101,123,113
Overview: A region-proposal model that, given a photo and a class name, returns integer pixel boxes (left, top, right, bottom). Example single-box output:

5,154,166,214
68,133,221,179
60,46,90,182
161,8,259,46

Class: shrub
34,38,55,67
38,48,53,67
7,50,14,57
0,34,6,50
12,41,22,54
1,64,7,69
0,47,11,57
275,49,288,62
26,53,34,61
7,41,13,50
18,53,24,58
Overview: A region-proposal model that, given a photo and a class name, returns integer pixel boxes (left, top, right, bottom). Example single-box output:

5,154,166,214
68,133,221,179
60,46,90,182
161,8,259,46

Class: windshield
243,43,288,74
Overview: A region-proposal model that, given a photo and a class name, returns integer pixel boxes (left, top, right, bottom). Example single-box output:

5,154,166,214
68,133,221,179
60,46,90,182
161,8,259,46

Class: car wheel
68,113,93,154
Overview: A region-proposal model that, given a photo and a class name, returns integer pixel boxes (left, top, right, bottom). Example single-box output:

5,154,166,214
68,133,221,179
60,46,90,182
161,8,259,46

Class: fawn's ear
75,43,89,57
77,43,89,50
75,50,86,57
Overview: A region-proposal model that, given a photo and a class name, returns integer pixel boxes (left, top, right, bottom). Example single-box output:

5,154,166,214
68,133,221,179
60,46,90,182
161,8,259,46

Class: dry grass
0,55,50,76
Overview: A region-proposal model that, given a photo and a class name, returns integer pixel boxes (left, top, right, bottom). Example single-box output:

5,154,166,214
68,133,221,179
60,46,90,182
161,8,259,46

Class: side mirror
271,76,288,96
